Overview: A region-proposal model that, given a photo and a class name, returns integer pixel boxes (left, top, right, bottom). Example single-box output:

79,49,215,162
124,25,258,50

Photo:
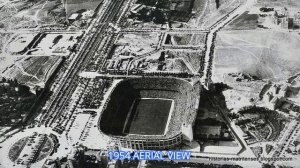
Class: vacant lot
0,33,12,54
65,0,104,17
2,56,63,90
113,33,160,57
213,30,300,82
0,0,66,30
167,49,205,73
124,98,172,135
256,0,300,7
165,33,207,46
224,11,259,30
191,0,245,29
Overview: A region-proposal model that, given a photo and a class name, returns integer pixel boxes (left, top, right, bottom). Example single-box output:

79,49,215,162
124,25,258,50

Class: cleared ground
213,30,300,82
212,30,300,127
164,33,207,46
0,0,66,30
2,56,63,90
0,33,12,54
167,50,205,73
65,0,104,17
256,0,300,7
113,33,160,57
224,11,259,30
190,0,245,29
124,98,173,135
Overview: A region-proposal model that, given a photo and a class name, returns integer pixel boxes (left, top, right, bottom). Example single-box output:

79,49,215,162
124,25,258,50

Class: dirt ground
213,30,300,82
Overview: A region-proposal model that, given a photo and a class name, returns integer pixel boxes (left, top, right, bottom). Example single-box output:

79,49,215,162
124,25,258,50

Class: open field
213,30,300,82
65,0,104,17
224,11,259,30
113,33,160,57
4,32,81,56
0,32,76,91
0,33,12,54
188,0,208,27
15,0,66,26
132,53,193,73
164,33,207,46
0,0,66,30
256,0,300,7
2,56,63,90
0,57,21,73
6,33,36,54
189,0,245,29
167,49,205,73
192,0,208,13
124,98,173,135
29,33,81,56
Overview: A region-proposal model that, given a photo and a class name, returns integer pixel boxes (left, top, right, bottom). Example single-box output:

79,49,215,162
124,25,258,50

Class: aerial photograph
0,0,300,167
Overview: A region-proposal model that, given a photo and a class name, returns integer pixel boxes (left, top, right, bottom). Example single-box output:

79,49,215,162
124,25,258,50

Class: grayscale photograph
0,0,300,167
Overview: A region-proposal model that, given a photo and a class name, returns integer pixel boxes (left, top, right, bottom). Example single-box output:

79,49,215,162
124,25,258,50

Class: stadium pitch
123,98,174,135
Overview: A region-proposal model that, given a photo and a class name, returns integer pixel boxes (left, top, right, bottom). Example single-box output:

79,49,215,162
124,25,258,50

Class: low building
195,125,222,139
269,97,279,110
68,13,79,21
279,84,288,97
130,4,144,14
263,83,290,110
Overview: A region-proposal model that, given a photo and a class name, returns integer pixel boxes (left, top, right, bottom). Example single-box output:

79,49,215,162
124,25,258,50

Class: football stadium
99,77,200,150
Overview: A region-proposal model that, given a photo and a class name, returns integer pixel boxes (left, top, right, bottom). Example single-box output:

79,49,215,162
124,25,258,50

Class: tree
152,9,167,24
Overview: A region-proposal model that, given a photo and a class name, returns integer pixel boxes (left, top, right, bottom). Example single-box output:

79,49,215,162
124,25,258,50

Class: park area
237,106,287,142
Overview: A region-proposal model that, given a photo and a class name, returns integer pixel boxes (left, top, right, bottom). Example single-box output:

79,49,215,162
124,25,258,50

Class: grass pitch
124,98,173,135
